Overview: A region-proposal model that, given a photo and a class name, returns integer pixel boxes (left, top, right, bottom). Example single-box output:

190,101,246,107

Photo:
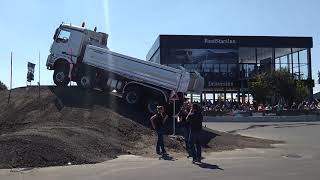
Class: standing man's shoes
161,151,168,155
197,158,201,163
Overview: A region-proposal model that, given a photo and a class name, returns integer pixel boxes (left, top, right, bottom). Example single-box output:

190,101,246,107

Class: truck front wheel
53,66,70,87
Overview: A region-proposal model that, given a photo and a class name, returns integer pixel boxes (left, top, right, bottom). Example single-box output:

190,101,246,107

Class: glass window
228,64,237,79
293,67,299,79
299,49,308,64
257,48,272,73
213,64,219,73
280,56,289,71
239,48,256,63
275,57,280,70
56,30,70,43
275,48,292,72
286,55,291,73
296,49,308,79
239,64,246,79
149,49,160,64
247,64,256,78
220,64,228,79
166,48,238,65
184,64,200,72
292,52,299,79
202,63,213,72
292,52,299,68
300,63,308,80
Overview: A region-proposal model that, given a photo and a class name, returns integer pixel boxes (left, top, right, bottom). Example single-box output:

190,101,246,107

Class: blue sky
0,0,319,93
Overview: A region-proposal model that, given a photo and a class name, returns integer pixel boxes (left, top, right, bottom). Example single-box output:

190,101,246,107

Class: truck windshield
56,29,70,43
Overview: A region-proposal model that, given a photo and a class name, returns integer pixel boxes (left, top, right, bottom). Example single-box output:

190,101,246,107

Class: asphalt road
1,121,320,180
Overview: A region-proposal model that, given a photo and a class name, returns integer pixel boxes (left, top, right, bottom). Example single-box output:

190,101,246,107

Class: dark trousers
184,127,191,156
190,130,202,161
156,129,166,153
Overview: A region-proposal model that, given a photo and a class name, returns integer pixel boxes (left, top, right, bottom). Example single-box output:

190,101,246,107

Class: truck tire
53,66,70,87
77,74,93,89
124,89,140,105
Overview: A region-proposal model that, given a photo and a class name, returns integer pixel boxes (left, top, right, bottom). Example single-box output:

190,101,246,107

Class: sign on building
27,62,35,82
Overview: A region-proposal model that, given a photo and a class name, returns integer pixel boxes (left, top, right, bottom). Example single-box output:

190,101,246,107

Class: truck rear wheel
77,74,93,89
53,66,70,87
124,89,140,105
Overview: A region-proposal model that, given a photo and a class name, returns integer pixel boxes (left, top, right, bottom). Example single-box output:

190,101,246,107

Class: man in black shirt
186,103,203,163
178,102,192,157
150,106,168,155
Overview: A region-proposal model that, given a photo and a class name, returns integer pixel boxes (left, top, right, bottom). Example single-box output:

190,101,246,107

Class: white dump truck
46,23,204,113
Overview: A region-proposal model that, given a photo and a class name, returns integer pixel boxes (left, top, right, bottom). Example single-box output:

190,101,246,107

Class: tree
248,72,272,104
249,69,308,105
269,69,296,104
0,80,7,91
294,80,308,103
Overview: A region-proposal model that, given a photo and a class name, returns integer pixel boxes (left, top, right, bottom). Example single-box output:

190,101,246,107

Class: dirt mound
0,86,281,169
0,86,184,168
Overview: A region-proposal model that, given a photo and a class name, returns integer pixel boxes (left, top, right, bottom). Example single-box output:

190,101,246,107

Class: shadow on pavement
159,153,175,161
196,162,224,170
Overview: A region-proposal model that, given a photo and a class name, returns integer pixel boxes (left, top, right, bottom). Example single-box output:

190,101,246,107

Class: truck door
51,29,71,60
52,28,83,64
67,30,84,63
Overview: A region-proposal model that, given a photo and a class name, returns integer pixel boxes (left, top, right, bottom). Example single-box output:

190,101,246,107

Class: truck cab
46,23,108,86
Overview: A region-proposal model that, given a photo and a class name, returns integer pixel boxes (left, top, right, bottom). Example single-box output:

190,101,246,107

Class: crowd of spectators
198,99,320,115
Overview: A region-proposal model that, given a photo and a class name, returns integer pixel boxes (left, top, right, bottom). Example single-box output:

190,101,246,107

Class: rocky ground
0,86,281,168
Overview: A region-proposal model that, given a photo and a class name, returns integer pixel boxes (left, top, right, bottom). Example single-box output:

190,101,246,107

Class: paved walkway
1,122,320,180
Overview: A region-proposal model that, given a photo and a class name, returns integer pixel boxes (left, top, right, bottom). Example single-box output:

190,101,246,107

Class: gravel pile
0,86,281,168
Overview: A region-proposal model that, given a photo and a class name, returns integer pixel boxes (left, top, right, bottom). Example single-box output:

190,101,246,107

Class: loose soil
0,86,282,168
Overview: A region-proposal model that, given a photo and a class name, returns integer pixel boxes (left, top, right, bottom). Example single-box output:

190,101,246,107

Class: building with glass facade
146,35,314,103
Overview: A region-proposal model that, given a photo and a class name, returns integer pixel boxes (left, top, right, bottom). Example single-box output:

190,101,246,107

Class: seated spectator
232,105,237,111
297,102,305,110
291,102,297,110
265,104,272,111
249,105,255,111
221,104,226,112
238,104,244,111
276,102,283,113
310,102,317,110
214,104,221,112
258,104,265,112
304,101,310,110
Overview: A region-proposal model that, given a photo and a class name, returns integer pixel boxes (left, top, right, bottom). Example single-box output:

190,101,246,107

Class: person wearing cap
150,106,168,155
186,103,203,163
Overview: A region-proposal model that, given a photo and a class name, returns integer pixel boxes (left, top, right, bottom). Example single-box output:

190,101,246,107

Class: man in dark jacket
186,103,203,163
177,102,192,157
150,106,168,155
